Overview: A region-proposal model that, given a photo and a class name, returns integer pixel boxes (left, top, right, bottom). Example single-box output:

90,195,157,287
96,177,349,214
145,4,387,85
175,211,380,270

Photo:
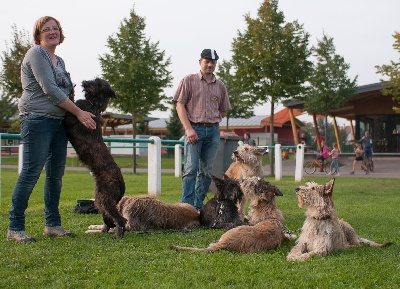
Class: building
285,83,400,153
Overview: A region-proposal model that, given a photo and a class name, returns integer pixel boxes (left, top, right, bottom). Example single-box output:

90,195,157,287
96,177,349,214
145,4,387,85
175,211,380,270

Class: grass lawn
0,169,399,288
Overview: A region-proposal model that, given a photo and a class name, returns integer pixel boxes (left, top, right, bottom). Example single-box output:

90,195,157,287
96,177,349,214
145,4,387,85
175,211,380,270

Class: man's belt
190,122,219,127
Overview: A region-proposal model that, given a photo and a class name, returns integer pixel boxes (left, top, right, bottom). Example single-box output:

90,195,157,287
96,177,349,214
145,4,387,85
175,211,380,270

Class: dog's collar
210,200,226,228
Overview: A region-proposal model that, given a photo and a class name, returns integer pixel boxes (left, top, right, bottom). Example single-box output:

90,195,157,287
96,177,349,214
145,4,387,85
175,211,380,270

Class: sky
1,0,399,123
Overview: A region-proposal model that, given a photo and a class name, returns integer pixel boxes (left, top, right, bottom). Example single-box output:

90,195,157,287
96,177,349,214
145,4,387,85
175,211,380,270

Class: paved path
266,157,400,179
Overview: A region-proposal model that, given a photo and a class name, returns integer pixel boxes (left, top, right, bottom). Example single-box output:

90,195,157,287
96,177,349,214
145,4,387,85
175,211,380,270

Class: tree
0,89,17,130
216,59,255,130
165,102,183,156
99,7,173,173
230,0,312,176
376,31,400,113
302,33,358,141
0,25,31,131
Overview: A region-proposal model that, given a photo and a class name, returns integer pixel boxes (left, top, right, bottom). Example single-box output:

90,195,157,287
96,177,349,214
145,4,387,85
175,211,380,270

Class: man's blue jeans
181,125,220,210
9,114,68,231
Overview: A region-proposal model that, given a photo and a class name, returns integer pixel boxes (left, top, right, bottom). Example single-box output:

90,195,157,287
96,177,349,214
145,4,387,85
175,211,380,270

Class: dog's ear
274,188,283,197
324,178,335,196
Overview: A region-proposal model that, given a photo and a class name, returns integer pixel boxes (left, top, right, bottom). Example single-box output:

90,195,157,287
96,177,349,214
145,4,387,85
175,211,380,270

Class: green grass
0,169,399,288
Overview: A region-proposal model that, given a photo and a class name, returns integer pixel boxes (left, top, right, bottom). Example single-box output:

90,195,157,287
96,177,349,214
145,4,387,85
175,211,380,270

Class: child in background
316,140,329,172
329,143,340,176
350,143,369,175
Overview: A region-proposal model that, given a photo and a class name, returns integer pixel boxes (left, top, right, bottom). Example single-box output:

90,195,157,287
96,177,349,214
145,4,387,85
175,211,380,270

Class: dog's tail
168,244,213,252
360,238,393,248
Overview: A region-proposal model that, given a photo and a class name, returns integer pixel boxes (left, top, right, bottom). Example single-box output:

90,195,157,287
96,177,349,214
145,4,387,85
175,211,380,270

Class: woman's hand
77,110,96,129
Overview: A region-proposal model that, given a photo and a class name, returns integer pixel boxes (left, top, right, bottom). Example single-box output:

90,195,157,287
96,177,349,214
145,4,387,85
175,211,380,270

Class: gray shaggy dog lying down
86,196,200,233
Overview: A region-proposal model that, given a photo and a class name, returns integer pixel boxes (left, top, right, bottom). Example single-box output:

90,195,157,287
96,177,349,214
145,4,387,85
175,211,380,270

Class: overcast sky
1,0,399,122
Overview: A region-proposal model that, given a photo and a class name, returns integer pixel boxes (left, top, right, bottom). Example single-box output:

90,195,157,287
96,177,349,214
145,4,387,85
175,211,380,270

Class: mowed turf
0,169,399,289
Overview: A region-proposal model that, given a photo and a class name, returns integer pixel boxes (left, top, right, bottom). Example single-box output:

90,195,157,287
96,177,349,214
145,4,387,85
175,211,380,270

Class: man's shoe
44,226,75,237
350,171,355,175
365,171,370,175
7,230,36,243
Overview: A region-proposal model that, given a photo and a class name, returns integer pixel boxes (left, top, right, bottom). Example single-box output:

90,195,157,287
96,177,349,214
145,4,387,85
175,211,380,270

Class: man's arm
176,102,198,143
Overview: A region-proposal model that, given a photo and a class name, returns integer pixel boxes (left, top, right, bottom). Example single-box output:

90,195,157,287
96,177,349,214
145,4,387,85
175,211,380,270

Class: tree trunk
269,99,275,177
131,108,137,174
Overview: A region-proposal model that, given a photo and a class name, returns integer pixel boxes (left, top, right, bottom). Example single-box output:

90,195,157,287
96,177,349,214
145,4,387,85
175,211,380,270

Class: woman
7,16,96,243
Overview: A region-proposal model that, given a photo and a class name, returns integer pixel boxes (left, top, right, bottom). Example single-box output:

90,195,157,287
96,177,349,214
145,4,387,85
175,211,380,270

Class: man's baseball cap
200,49,219,60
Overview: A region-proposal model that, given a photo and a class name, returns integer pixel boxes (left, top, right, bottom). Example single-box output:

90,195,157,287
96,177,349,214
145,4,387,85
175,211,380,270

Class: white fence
1,133,306,205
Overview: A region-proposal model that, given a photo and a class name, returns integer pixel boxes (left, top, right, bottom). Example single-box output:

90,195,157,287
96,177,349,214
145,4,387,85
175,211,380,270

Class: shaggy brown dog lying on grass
87,196,200,232
287,179,392,261
169,177,290,253
65,78,126,238
224,145,266,221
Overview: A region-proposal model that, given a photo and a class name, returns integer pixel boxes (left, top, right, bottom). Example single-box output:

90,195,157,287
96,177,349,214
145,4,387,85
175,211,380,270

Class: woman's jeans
181,125,220,210
9,115,68,231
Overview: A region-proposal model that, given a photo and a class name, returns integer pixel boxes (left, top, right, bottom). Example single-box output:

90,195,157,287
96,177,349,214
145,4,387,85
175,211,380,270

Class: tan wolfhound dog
169,177,290,253
287,179,392,261
225,144,267,221
86,196,199,233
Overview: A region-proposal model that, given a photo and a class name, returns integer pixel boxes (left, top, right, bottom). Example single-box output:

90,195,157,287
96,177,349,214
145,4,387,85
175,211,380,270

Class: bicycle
304,158,331,175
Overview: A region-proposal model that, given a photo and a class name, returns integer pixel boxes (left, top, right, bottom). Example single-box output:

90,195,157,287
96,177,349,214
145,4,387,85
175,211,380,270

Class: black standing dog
65,78,126,238
200,175,243,229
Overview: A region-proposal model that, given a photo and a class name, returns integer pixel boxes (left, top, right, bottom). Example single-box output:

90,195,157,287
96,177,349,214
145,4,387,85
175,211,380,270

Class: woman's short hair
33,16,65,45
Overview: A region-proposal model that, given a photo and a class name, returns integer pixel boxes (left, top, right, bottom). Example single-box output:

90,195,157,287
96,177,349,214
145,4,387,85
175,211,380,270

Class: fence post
148,136,161,195
295,144,304,182
275,144,282,181
174,144,182,177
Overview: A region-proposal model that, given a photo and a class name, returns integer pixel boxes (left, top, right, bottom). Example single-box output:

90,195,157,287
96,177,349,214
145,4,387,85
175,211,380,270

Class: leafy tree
99,6,173,172
230,0,312,176
302,119,347,151
0,89,17,130
165,103,183,156
302,33,358,141
0,25,30,100
0,25,31,131
376,31,400,113
165,103,183,141
216,59,255,130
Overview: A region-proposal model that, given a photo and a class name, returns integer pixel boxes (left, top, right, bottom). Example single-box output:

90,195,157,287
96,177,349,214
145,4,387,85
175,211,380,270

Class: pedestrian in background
329,143,340,176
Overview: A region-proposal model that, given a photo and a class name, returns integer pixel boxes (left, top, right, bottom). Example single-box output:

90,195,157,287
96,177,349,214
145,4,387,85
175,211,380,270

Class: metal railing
1,133,307,205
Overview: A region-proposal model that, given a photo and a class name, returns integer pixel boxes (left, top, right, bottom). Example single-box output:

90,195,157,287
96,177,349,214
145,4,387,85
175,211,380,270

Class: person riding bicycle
316,140,329,172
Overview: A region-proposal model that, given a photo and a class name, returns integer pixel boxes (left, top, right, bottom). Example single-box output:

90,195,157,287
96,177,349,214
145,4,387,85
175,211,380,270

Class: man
173,49,231,210
360,131,373,172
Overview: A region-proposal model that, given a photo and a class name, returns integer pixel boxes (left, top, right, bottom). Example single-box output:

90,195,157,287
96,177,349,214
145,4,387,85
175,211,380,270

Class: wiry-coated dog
169,178,288,253
87,196,199,232
239,177,284,226
225,144,267,221
65,78,126,238
287,179,392,261
199,175,243,229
